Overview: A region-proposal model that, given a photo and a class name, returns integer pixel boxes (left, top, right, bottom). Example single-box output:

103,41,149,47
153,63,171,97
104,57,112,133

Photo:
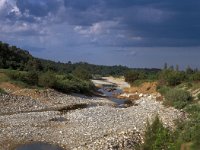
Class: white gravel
0,92,186,150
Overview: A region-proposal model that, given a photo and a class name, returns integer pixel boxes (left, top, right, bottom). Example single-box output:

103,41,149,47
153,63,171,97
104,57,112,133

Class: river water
15,142,64,150
98,86,132,108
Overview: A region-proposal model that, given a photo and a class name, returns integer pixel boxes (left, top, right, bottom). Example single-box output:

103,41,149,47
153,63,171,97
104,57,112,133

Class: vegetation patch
142,116,176,150
162,88,193,109
0,88,7,94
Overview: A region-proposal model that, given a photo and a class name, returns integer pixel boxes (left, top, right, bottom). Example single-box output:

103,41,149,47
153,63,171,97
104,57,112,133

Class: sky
0,0,200,69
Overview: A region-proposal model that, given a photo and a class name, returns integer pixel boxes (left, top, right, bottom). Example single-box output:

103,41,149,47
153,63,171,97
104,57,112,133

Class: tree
72,67,92,80
158,69,186,86
169,65,174,71
124,70,139,83
176,64,179,71
25,59,43,71
26,71,39,85
38,72,56,87
164,63,168,70
186,66,193,74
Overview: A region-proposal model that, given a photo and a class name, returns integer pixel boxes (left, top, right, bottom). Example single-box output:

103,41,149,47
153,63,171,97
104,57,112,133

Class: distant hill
0,41,33,70
0,41,160,76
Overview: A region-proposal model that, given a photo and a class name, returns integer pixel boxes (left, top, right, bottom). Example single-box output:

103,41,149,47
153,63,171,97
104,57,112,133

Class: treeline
158,65,200,87
125,64,200,86
0,41,133,94
0,41,130,76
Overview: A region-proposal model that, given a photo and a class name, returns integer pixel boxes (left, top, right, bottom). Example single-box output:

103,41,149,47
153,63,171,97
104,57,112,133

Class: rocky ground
0,89,115,115
0,89,186,150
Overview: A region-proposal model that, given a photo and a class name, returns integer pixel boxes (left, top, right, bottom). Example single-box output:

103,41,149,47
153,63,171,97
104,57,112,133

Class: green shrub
25,71,39,85
72,67,92,80
190,72,200,82
191,127,200,150
7,70,25,80
142,116,175,150
124,70,140,84
38,72,56,88
124,70,147,85
158,70,186,86
185,104,200,116
7,70,38,86
0,88,7,94
5,69,94,94
53,78,94,94
197,93,200,100
175,104,200,149
164,89,193,109
186,82,193,88
167,73,181,86
157,85,171,96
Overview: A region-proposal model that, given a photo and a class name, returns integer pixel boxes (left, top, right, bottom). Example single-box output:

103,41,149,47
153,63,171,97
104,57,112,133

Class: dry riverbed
0,88,186,150
0,78,186,150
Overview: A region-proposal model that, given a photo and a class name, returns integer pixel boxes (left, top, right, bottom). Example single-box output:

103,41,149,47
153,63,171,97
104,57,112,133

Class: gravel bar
0,91,186,150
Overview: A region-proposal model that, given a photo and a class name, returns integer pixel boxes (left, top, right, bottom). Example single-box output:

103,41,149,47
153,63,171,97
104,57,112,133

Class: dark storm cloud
1,0,199,47
16,0,62,17
62,0,200,46
63,0,98,11
1,0,200,68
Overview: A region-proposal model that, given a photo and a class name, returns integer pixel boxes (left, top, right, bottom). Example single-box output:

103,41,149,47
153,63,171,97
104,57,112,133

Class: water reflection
98,86,133,108
15,142,64,150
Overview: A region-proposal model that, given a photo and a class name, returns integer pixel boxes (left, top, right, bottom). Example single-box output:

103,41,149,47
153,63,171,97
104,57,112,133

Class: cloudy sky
0,0,200,69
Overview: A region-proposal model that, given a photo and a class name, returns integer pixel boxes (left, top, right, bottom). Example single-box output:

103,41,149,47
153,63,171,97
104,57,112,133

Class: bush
185,104,200,116
197,93,200,100
158,70,186,86
53,78,94,94
164,89,193,109
142,116,175,150
191,127,200,150
25,71,39,85
124,71,140,84
190,72,200,81
72,67,92,80
38,72,56,88
157,85,171,95
167,73,181,86
0,88,7,94
6,70,94,94
7,70,25,80
175,104,200,149
7,70,38,86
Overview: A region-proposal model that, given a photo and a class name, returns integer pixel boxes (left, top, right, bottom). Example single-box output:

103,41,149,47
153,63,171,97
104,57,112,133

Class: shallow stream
15,142,64,150
98,85,132,108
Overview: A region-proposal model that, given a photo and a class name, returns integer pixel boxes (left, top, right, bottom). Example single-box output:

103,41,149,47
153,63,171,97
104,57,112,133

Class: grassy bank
142,81,200,150
0,69,95,94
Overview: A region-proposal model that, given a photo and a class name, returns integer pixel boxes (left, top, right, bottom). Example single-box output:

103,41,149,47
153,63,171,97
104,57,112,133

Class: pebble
0,90,186,150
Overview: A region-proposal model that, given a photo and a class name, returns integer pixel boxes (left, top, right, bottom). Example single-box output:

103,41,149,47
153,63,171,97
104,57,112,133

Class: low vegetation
0,88,7,94
124,69,158,86
4,69,94,94
142,65,200,149
142,103,200,150
142,116,176,150
164,88,192,109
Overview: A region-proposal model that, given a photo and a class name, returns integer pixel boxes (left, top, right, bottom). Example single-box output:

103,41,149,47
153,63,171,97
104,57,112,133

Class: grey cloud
1,0,200,64
16,0,62,17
